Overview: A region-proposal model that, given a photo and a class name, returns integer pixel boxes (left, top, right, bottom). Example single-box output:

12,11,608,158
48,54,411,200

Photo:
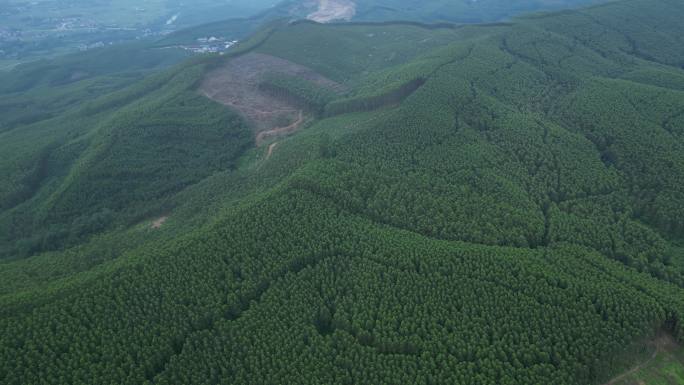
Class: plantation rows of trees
0,62,252,259
255,22,460,83
1,185,682,385
258,73,340,116
0,20,293,260
1,0,684,384
325,77,426,116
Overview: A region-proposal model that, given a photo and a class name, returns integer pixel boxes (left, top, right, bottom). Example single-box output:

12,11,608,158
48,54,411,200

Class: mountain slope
157,0,613,47
1,0,684,384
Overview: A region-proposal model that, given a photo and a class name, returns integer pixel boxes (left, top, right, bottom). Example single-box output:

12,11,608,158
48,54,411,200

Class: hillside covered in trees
156,0,613,47
1,0,684,384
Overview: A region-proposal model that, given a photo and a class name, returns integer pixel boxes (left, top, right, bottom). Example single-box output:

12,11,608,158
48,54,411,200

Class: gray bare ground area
199,53,343,145
307,0,356,23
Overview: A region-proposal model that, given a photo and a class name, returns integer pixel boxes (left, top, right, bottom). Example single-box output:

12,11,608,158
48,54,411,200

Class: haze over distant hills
1,0,610,69
302,0,609,23
0,0,276,68
158,0,613,49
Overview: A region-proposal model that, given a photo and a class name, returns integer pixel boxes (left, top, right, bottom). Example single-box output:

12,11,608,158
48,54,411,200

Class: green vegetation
259,73,341,115
253,21,464,82
0,43,190,94
0,0,275,63
157,0,613,48
351,0,607,23
1,0,684,384
609,335,684,385
0,52,251,259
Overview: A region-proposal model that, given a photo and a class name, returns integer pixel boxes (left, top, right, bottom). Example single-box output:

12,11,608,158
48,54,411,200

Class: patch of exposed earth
200,53,343,145
257,110,305,147
307,0,356,23
151,216,168,229
266,142,278,160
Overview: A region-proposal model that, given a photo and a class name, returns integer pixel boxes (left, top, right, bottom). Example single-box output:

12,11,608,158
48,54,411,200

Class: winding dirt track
256,110,304,146
266,142,278,160
603,333,679,385
604,349,658,385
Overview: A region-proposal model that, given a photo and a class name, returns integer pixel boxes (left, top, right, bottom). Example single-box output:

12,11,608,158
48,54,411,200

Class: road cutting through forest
266,142,278,159
256,110,305,146
603,333,679,385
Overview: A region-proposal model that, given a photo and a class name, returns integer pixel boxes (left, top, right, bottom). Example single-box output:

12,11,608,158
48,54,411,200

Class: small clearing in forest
200,53,343,145
604,333,683,385
151,216,169,229
307,0,356,23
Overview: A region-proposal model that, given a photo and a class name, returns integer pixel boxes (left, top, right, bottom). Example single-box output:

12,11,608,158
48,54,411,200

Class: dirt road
266,142,278,159
603,333,679,385
256,110,305,146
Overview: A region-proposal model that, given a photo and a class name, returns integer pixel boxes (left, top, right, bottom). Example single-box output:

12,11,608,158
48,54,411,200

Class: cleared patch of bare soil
266,142,278,160
151,216,168,229
307,0,356,23
257,110,305,147
200,53,342,144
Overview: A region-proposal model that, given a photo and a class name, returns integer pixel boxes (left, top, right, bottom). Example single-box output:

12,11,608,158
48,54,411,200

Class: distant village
177,37,240,54
0,4,241,61
0,28,21,42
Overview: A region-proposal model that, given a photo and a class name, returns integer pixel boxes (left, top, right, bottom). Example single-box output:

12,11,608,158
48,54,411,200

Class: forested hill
1,0,684,384
156,0,612,47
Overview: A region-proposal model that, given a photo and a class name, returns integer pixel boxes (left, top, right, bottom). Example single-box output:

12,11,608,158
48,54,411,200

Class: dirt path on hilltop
266,142,278,160
257,110,304,146
603,333,679,385
604,348,658,385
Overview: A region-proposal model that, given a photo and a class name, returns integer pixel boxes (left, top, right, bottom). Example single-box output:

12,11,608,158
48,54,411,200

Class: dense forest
1,0,684,384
